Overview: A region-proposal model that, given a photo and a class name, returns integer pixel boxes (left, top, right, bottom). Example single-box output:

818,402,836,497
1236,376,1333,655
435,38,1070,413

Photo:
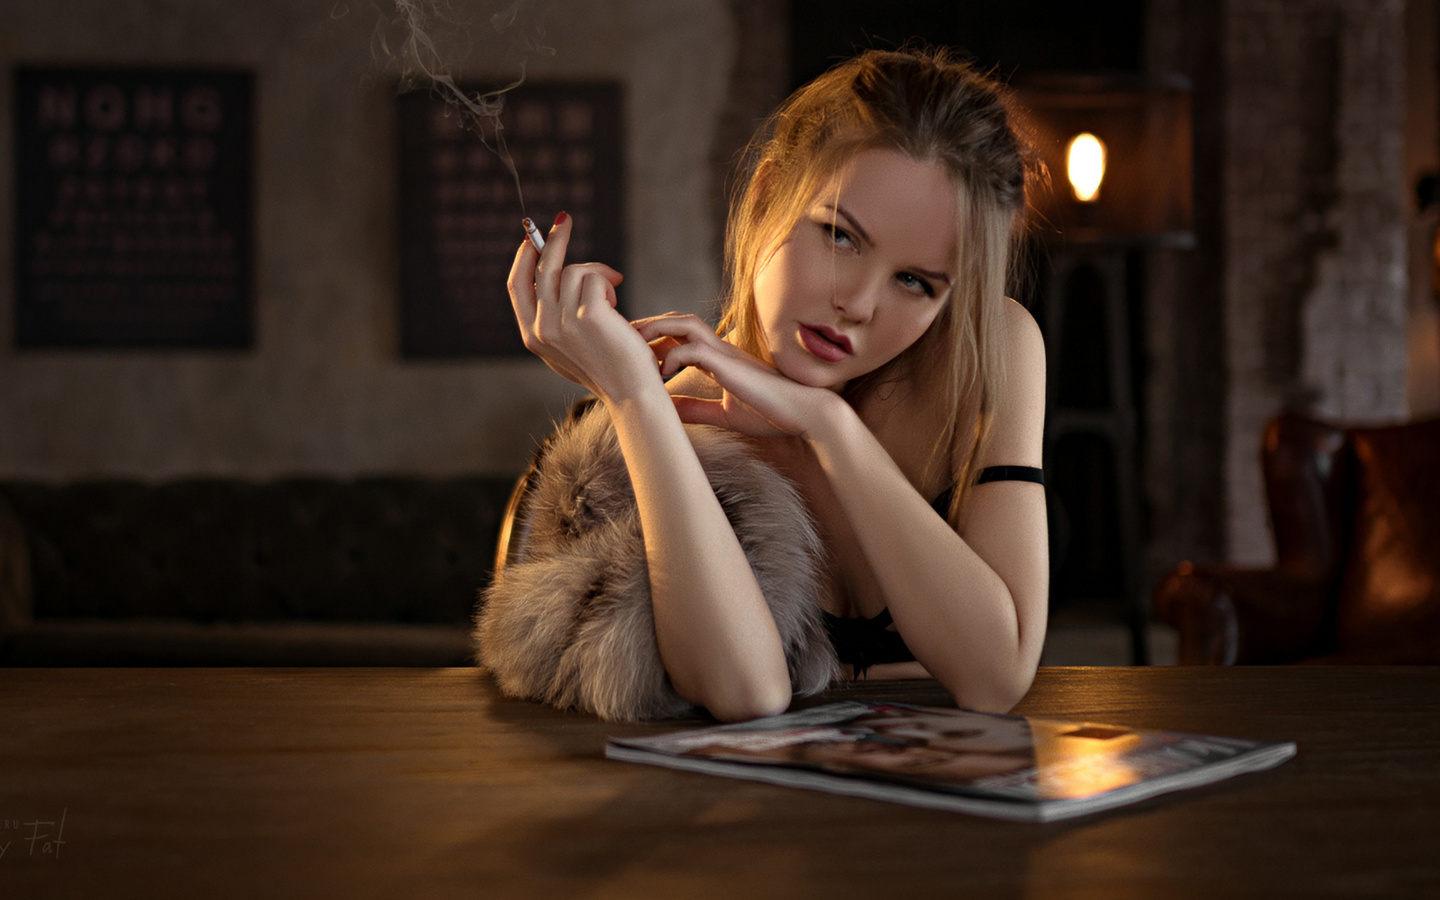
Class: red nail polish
553,211,569,227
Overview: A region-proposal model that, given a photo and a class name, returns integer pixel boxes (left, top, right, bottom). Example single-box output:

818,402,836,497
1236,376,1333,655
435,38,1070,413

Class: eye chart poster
397,81,625,358
13,68,254,349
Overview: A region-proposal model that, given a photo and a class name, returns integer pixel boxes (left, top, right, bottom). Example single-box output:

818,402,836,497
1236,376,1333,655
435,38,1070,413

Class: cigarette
522,217,545,252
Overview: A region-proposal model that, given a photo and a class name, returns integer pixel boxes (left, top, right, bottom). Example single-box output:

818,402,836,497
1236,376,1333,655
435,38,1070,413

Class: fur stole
474,403,839,722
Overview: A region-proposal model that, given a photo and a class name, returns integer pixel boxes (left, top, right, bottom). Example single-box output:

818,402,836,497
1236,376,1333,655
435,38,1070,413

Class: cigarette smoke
368,0,554,212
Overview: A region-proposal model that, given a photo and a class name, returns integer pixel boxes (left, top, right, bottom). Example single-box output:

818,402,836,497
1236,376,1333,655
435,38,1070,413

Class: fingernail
553,211,569,227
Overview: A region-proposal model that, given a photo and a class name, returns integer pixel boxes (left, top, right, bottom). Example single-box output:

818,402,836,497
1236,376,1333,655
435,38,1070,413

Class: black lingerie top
820,464,1044,677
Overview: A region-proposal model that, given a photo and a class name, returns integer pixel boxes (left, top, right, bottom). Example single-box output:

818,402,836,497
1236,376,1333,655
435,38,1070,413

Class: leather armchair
1154,413,1440,664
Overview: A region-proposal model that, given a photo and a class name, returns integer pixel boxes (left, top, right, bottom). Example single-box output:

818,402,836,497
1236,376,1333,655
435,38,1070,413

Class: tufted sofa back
0,476,516,664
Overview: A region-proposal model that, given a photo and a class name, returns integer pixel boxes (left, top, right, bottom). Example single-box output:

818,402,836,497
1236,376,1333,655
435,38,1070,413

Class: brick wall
1222,0,1408,564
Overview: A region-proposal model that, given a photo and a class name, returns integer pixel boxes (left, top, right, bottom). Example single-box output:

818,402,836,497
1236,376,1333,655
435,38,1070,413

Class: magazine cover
606,702,1297,822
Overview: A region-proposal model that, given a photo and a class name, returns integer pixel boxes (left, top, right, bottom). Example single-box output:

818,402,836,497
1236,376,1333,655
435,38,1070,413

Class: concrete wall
0,0,736,480
1221,0,1412,564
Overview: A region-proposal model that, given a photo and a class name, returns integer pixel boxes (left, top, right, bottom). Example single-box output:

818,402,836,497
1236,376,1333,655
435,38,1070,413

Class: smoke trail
373,0,554,213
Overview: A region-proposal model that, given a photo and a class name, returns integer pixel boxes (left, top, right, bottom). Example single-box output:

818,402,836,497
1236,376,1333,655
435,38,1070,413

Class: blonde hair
718,49,1035,520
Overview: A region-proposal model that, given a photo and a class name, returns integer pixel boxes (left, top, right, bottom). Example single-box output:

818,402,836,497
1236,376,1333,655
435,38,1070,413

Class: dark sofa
0,476,516,665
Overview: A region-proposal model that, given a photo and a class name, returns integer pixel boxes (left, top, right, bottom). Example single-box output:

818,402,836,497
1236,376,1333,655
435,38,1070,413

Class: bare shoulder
999,298,1045,371
982,299,1046,468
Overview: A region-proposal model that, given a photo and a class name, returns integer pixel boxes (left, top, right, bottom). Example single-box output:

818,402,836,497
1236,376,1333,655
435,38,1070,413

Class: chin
777,356,849,392
766,336,854,392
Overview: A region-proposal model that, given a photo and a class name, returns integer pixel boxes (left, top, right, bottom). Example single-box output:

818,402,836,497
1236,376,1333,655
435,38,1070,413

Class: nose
832,274,882,323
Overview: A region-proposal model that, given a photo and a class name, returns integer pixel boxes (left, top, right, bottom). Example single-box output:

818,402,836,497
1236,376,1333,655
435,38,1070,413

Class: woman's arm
648,301,1048,712
607,391,794,720
804,303,1049,711
508,216,792,721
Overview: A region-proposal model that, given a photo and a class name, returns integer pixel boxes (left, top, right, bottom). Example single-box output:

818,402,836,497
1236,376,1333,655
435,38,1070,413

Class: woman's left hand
635,314,840,439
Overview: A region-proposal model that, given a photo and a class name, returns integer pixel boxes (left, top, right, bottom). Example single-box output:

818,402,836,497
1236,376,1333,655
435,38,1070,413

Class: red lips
800,324,853,362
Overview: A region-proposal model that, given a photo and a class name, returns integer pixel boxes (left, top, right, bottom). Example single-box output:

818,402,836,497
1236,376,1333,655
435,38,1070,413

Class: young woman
477,48,1048,723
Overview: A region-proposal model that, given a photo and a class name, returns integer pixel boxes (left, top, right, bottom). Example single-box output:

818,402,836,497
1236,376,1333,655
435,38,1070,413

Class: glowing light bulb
1066,133,1106,203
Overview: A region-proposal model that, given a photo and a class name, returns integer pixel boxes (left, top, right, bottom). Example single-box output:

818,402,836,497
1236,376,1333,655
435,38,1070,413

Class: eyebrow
832,204,954,287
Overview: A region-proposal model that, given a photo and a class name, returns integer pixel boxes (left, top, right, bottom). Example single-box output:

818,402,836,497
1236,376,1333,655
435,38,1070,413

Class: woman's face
798,737,1034,783
860,709,1036,755
750,148,960,391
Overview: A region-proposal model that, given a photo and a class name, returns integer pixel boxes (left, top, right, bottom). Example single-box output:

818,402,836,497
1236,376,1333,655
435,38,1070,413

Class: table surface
1,666,1437,899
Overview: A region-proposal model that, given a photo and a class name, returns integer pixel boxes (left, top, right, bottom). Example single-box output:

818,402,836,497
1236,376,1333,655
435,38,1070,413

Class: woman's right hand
507,213,660,402
513,219,796,722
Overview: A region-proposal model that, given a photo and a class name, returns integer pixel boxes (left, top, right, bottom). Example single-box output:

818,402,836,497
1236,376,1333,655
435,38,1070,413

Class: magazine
606,701,1297,822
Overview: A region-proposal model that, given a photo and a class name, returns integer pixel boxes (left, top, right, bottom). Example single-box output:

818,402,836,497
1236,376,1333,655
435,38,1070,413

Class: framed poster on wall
13,67,254,349
396,81,625,358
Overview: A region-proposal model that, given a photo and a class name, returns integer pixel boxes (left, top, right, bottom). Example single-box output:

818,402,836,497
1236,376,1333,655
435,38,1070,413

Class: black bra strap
976,465,1045,485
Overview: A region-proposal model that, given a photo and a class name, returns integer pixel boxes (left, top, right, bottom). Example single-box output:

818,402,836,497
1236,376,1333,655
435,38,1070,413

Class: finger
636,317,733,365
654,338,717,379
589,263,625,287
533,211,572,304
632,313,718,344
577,269,619,320
671,395,730,428
646,334,683,359
560,262,626,318
507,239,541,343
559,262,624,288
655,332,778,383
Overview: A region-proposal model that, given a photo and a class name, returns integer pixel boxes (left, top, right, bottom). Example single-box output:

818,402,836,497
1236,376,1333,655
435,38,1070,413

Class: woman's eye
897,272,935,297
822,222,855,247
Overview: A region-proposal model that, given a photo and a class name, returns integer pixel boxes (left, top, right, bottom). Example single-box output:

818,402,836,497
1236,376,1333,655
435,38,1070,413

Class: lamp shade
1015,73,1194,248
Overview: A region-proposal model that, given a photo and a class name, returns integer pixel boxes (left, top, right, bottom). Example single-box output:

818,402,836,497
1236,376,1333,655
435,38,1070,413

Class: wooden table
1,666,1436,899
